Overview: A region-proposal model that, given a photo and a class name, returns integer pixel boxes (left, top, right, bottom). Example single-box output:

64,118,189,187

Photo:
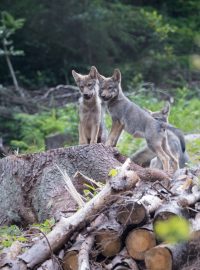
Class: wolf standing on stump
98,68,179,173
72,66,106,145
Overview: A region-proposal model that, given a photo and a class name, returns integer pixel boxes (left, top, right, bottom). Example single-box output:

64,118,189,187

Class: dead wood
139,194,163,214
37,259,61,270
125,226,156,260
78,235,94,270
115,200,147,227
63,247,79,270
0,144,120,225
95,223,122,258
106,248,139,270
178,188,200,207
145,243,188,270
0,85,80,115
153,201,188,233
16,159,139,269
114,150,170,183
0,143,169,226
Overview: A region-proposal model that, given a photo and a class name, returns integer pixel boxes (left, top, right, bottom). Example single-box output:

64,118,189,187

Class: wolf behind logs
72,66,106,145
98,69,179,173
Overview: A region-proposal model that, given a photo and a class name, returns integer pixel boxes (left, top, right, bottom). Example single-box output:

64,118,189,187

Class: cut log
94,209,123,257
95,230,121,258
153,201,188,232
144,243,188,270
0,143,167,226
139,195,163,214
63,250,78,270
125,225,156,260
106,248,139,270
116,200,147,227
17,160,139,268
0,144,120,225
45,133,76,150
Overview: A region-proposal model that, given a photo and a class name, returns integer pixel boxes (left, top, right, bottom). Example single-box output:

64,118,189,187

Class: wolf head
72,66,98,100
150,102,170,123
98,69,121,101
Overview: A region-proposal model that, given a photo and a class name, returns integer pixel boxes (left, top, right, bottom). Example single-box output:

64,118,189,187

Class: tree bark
0,144,168,226
145,243,188,270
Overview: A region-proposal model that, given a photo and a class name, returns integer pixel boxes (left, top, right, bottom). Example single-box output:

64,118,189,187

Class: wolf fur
149,102,188,169
98,69,179,172
72,66,106,145
131,102,189,168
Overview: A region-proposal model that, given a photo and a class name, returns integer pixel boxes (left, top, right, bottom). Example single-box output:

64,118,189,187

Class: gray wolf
148,102,188,169
98,69,179,173
72,66,106,144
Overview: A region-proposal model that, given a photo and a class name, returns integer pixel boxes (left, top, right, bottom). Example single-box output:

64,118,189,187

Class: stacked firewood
0,145,200,270
61,167,200,270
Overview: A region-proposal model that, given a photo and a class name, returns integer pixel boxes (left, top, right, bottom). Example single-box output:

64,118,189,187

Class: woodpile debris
0,144,200,270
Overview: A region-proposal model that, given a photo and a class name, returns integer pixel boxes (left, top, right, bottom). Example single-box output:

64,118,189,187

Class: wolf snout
100,94,111,101
83,93,92,100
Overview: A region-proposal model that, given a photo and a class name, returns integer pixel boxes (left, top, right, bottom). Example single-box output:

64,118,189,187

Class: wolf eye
88,82,92,87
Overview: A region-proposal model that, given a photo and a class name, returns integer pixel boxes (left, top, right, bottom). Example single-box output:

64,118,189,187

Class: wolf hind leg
162,136,179,172
148,141,170,172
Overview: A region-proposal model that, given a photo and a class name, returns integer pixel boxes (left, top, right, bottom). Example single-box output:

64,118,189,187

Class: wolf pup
149,102,189,169
132,102,188,168
72,66,106,145
98,69,179,173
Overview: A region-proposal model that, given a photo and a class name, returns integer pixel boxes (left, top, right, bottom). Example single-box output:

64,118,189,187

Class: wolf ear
97,72,104,83
72,70,81,84
112,69,121,82
89,66,98,79
162,101,170,116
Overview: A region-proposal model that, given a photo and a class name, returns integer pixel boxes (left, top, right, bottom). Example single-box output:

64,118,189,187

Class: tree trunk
3,40,25,99
0,144,169,226
0,144,120,226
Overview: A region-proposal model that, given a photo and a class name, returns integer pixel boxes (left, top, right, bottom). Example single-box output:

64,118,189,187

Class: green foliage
0,0,199,90
31,218,55,234
0,225,26,250
10,104,78,153
186,139,200,166
0,11,25,56
0,219,55,251
154,216,190,243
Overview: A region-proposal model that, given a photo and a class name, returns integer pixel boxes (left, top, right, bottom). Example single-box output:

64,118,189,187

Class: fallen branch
78,235,94,270
18,160,139,268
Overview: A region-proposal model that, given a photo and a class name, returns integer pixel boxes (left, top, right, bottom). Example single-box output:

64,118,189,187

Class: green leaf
108,168,118,177
154,216,190,243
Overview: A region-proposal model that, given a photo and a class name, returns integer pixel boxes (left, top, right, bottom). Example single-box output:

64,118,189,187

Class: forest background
0,0,200,161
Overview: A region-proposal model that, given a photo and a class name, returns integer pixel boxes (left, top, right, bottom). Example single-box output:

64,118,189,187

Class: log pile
0,84,80,117
0,144,200,269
